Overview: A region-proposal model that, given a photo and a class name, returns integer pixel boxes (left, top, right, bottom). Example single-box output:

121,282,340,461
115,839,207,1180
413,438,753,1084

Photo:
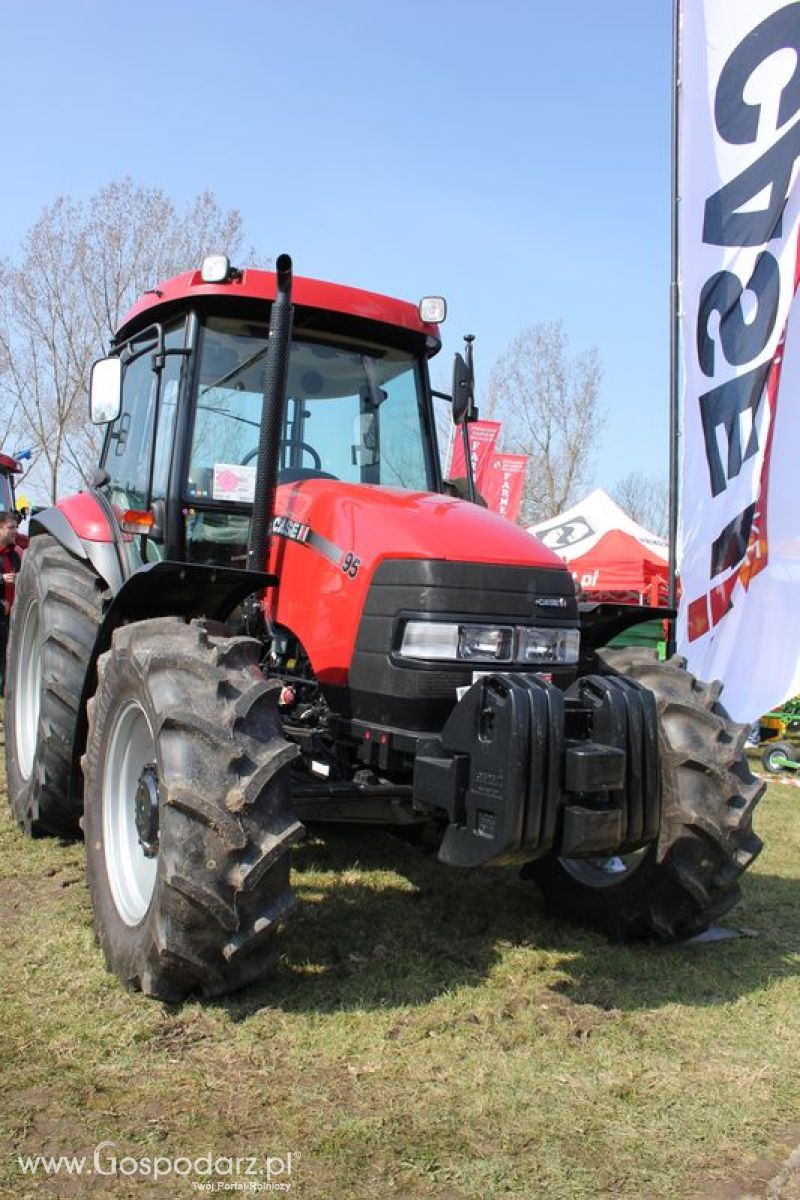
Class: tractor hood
268,480,573,688
272,480,566,570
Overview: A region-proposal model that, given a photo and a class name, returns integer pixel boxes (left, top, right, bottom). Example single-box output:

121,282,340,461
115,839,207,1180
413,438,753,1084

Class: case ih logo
537,517,595,550
683,4,800,643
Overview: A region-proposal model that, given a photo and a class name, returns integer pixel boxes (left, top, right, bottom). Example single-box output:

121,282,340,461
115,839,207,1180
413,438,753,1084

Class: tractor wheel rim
15,601,42,781
559,847,649,889
103,699,159,926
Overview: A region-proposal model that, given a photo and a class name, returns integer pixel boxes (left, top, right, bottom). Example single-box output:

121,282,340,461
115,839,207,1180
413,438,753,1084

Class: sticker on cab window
212,464,256,503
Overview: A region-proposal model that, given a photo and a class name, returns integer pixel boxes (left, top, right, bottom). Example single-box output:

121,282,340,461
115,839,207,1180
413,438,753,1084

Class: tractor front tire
83,617,304,1000
5,534,107,837
526,650,764,941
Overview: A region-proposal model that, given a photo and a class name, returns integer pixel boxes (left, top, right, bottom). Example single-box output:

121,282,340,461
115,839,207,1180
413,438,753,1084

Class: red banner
447,421,501,486
482,453,528,522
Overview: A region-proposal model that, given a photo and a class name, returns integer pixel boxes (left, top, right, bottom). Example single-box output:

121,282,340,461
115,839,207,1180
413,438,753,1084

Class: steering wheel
241,440,322,470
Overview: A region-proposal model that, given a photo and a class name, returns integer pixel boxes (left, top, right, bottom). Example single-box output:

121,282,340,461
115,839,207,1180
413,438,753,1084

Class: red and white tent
528,489,669,604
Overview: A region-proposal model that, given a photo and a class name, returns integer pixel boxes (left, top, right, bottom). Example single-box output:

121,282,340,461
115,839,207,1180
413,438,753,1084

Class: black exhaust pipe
247,253,294,574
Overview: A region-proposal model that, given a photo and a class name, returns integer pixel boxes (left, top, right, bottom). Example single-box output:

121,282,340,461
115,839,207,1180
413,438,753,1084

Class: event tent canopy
528,488,669,602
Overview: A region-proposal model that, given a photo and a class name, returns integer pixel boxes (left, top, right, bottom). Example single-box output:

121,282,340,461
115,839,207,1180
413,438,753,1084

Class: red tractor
4,255,763,1000
0,451,23,516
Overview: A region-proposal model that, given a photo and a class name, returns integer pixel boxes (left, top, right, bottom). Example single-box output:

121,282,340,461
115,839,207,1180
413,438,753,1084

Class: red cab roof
118,266,441,351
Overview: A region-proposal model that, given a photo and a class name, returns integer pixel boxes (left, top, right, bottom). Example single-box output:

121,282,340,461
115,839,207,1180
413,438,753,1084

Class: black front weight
412,671,658,869
414,673,563,868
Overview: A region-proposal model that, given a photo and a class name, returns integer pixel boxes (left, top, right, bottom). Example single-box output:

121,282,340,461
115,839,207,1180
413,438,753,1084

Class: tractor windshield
187,317,435,503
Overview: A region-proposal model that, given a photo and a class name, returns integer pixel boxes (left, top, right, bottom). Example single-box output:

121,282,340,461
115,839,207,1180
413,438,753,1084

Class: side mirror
89,356,122,425
451,352,475,426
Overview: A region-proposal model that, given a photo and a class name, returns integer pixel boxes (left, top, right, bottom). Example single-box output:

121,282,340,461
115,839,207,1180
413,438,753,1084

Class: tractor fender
100,560,278,626
31,500,125,595
579,601,676,653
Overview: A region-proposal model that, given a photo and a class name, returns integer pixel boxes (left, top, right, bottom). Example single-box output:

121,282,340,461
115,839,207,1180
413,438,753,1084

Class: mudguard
105,560,276,624
31,500,125,594
579,602,675,653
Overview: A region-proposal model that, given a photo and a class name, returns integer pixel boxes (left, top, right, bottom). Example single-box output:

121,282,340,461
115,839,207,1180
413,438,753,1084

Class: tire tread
83,616,303,1000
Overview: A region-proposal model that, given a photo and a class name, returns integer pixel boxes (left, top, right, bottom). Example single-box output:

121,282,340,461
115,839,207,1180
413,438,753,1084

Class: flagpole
667,0,681,654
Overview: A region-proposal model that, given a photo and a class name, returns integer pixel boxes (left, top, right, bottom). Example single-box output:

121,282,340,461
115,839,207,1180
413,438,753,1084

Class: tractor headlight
458,624,515,661
398,621,579,665
517,626,580,665
399,621,513,662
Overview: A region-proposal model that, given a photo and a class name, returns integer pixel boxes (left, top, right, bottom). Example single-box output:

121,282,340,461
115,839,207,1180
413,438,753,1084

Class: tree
612,470,669,538
484,320,603,525
0,314,20,464
0,180,258,501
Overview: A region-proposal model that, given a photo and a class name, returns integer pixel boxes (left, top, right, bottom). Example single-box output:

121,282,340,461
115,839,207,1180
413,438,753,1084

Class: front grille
347,559,578,730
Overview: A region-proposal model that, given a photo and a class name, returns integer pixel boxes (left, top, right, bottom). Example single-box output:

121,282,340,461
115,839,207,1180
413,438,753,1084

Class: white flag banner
678,0,800,722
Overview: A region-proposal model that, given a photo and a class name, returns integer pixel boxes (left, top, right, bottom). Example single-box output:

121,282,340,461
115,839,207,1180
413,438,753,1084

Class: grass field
1,767,799,1199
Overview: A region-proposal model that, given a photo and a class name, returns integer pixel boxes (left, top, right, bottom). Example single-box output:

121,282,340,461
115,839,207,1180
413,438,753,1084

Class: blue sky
0,0,673,494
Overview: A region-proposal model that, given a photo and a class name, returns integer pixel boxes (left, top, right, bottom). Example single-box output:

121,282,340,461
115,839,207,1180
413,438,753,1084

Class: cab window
102,324,184,516
187,318,434,498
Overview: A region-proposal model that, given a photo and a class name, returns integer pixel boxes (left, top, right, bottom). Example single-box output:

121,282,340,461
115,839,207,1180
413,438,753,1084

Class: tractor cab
89,258,444,572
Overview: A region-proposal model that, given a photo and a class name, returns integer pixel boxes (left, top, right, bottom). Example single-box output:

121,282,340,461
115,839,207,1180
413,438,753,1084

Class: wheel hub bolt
134,763,160,858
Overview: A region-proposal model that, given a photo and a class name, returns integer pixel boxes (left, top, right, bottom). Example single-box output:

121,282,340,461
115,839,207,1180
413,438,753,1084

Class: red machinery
3,256,763,999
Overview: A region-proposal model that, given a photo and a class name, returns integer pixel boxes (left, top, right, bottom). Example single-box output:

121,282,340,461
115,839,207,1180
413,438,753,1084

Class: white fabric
677,0,800,721
528,488,667,562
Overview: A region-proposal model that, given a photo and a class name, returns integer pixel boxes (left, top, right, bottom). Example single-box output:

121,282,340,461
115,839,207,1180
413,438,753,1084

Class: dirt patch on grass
0,871,73,926
144,1011,218,1056
688,1123,800,1199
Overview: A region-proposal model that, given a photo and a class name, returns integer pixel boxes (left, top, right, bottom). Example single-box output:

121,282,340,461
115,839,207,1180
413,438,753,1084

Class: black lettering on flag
715,4,800,145
704,117,800,246
699,361,770,496
697,252,779,376
710,503,756,577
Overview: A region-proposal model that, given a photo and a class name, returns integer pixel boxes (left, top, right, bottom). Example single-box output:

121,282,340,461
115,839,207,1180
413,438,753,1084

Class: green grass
1,775,799,1199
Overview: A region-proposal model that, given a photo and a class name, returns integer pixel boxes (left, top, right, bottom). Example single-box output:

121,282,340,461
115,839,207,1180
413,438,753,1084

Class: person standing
0,511,21,692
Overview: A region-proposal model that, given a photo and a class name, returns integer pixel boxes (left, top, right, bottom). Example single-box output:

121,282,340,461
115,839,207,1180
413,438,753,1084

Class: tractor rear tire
82,617,304,1000
5,534,107,837
525,649,764,941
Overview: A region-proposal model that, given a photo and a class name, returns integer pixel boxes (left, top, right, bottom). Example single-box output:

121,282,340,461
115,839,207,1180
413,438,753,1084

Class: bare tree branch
0,180,263,500
612,471,668,538
485,320,604,524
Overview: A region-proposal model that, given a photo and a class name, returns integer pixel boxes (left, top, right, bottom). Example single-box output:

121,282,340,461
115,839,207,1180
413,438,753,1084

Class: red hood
269,481,571,685
275,481,566,570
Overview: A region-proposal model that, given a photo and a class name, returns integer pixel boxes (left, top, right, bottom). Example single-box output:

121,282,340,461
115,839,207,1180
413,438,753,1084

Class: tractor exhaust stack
247,253,294,574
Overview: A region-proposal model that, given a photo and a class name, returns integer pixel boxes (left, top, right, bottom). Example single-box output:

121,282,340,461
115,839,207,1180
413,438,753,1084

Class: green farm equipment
758,696,800,774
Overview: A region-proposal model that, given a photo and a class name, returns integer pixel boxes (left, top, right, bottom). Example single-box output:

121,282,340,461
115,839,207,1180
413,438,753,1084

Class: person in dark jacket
0,511,21,692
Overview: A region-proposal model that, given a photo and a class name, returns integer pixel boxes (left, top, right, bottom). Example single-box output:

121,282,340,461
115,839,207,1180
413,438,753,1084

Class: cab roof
0,453,22,475
117,266,442,352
